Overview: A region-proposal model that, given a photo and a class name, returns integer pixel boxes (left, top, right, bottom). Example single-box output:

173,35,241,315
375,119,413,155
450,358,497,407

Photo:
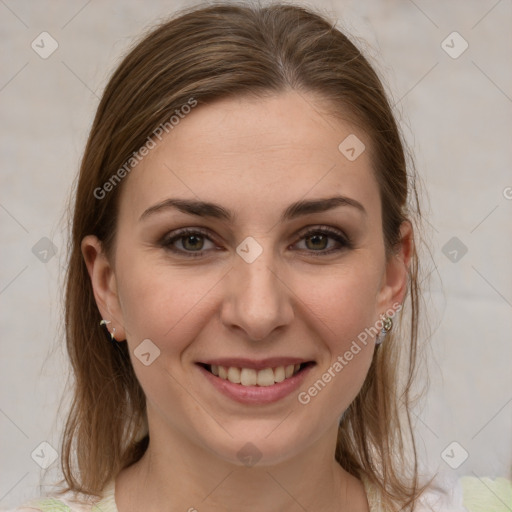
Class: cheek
118,263,219,343
295,291,376,423
114,237,235,372
294,257,383,343
291,259,381,405
114,257,223,415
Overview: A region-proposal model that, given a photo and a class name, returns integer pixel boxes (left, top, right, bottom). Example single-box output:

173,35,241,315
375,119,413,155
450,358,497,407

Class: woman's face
84,91,410,466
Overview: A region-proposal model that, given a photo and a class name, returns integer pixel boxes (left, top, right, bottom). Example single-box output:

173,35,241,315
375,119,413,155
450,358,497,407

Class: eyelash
160,226,352,258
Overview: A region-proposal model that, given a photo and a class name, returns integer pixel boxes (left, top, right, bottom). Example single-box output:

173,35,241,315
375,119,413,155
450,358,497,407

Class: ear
376,220,414,313
81,235,127,341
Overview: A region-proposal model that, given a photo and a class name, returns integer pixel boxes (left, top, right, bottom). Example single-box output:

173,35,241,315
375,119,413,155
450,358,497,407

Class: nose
220,245,294,341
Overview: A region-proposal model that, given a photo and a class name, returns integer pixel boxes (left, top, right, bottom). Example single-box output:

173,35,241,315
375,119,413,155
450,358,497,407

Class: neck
116,425,369,512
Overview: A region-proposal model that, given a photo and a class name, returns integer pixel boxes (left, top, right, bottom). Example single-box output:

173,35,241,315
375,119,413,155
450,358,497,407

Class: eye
160,225,352,259
160,228,218,257
293,226,351,255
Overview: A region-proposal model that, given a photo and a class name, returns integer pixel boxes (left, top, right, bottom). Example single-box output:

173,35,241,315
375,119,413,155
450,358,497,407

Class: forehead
119,91,380,225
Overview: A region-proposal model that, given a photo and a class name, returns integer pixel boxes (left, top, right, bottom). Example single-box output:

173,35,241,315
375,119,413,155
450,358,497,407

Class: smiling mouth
199,362,314,387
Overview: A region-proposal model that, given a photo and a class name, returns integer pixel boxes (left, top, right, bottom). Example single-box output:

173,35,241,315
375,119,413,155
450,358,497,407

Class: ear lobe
377,221,414,310
81,235,126,340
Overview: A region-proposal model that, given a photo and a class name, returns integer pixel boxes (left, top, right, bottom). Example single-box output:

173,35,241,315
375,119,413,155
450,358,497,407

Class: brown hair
61,2,429,509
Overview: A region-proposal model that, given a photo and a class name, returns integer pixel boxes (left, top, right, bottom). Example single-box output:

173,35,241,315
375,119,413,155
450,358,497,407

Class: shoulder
3,497,76,511
418,474,512,512
459,476,512,512
413,473,466,512
6,480,117,512
416,474,512,512
360,472,466,511
361,472,512,512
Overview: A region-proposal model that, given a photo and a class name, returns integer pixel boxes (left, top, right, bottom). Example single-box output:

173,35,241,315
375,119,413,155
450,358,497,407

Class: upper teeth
211,364,301,386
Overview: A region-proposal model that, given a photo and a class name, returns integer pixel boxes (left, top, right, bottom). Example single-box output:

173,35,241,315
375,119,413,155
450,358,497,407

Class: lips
196,359,315,404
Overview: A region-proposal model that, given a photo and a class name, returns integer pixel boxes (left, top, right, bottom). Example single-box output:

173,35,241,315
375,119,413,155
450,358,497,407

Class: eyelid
296,224,349,241
163,226,215,240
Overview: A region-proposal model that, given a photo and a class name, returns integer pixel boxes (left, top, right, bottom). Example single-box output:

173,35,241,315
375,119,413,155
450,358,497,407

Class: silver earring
100,319,116,341
375,315,393,345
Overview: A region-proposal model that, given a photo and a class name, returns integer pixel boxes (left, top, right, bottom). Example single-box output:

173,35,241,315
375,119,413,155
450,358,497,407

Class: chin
200,423,318,469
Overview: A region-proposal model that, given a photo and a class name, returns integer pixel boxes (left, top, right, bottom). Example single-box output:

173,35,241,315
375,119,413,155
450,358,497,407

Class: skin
82,90,412,511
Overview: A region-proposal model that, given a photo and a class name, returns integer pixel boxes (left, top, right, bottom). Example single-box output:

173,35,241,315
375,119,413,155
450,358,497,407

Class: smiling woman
10,2,493,512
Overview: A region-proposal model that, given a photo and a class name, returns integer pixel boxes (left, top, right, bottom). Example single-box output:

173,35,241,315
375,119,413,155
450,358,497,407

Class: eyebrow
139,195,366,223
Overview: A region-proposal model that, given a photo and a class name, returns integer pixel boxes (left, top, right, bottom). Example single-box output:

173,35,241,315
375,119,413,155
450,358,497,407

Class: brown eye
304,233,329,251
161,228,217,257
295,226,352,256
181,234,205,251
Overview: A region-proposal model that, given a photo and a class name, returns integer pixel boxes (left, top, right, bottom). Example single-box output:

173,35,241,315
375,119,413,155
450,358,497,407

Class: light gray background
1,0,511,508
